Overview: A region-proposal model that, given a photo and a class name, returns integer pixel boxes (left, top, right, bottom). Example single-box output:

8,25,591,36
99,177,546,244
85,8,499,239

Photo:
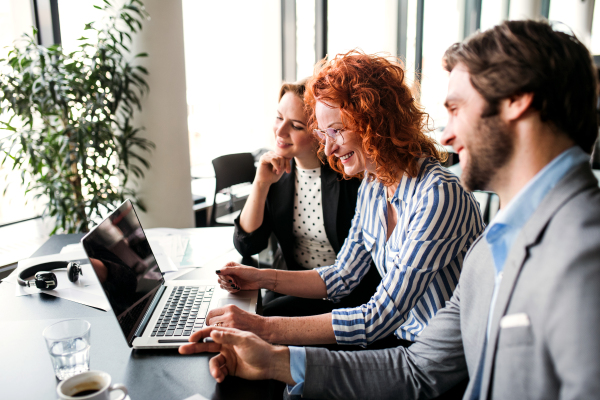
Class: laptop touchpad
217,298,253,311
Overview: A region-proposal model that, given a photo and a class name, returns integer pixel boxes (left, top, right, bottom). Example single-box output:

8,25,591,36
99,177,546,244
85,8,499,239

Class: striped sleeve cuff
332,307,367,347
315,265,339,300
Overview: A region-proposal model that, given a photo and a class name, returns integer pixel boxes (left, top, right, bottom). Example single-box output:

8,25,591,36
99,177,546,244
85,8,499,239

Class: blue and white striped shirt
317,158,484,346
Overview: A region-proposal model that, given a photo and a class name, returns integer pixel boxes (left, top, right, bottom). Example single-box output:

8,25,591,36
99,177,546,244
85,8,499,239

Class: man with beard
179,20,600,400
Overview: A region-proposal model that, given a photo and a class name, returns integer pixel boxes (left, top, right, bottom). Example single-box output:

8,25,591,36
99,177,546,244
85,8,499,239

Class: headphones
17,261,83,290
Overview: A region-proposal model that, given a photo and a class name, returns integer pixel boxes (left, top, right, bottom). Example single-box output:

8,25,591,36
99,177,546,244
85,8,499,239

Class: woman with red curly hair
209,51,484,350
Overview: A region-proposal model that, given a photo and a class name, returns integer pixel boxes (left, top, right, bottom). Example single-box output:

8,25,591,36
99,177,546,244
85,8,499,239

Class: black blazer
234,159,361,271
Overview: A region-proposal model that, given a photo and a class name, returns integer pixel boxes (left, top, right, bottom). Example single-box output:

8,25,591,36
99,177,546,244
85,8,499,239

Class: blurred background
1,0,599,265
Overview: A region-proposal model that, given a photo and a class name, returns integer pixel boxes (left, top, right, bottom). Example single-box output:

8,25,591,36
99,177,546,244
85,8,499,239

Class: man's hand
178,327,295,385
216,262,275,293
206,305,269,341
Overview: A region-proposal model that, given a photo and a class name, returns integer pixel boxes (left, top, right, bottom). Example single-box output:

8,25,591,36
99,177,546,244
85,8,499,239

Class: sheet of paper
59,243,88,260
12,263,111,311
16,252,90,272
148,240,178,272
180,228,236,267
45,284,111,311
146,228,190,266
2,252,90,285
163,267,195,281
14,263,97,295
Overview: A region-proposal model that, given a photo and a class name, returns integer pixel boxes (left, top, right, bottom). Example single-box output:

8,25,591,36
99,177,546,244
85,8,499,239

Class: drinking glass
43,319,91,380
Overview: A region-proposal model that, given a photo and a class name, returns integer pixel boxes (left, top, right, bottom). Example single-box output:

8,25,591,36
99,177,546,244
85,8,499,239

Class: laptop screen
82,200,163,344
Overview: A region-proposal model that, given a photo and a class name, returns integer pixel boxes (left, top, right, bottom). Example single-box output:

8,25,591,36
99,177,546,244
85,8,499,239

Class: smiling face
273,92,315,160
441,64,514,192
315,100,376,176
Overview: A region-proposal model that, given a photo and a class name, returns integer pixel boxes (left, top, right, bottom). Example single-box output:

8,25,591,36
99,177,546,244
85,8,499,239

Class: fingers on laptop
178,328,220,355
220,283,240,292
188,328,205,342
218,276,240,292
206,308,223,326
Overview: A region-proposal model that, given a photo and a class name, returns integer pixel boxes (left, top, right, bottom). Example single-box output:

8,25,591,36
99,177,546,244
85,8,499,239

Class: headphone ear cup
34,271,58,290
67,262,82,283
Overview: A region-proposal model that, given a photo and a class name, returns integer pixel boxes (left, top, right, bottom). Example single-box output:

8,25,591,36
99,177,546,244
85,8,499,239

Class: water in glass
50,337,90,380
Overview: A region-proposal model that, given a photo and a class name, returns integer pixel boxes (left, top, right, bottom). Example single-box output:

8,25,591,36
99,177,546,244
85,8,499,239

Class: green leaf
135,65,148,74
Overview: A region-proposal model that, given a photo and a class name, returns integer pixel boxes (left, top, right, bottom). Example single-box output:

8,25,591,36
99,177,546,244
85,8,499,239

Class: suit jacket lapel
480,163,597,399
271,158,296,244
321,163,340,251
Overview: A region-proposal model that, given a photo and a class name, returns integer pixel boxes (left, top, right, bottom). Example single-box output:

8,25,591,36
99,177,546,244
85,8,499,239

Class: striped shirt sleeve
329,180,481,346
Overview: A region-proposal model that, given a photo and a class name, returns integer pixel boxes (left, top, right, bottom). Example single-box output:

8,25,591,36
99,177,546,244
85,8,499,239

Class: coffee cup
56,370,127,400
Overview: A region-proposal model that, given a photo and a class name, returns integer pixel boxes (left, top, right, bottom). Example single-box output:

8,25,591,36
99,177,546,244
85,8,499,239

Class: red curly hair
305,50,446,186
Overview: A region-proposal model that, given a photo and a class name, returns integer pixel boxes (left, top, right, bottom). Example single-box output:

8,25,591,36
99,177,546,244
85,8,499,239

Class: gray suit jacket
299,163,600,400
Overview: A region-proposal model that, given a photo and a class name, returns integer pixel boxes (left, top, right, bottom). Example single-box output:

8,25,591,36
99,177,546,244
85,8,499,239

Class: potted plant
0,0,154,234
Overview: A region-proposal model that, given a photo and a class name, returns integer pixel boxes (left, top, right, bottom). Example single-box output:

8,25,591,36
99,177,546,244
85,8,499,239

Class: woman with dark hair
211,51,484,349
233,79,380,313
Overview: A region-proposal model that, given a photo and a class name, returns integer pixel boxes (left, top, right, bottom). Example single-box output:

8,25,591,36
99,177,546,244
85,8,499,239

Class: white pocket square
500,313,530,328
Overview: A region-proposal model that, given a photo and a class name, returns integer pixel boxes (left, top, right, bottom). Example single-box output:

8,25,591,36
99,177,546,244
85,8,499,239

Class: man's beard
461,115,514,192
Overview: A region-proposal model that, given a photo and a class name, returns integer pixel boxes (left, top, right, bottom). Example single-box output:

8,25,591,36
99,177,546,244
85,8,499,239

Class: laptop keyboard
151,285,215,338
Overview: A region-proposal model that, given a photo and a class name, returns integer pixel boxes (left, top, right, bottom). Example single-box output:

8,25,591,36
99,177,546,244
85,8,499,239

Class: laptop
81,199,258,349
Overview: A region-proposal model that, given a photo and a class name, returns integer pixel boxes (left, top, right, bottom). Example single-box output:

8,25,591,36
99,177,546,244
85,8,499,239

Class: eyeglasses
313,128,344,143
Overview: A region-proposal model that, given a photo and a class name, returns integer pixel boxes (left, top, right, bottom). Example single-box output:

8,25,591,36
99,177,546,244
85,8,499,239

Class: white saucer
58,393,130,400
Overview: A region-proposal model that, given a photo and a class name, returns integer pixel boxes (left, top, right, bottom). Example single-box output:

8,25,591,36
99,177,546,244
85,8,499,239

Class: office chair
210,152,256,227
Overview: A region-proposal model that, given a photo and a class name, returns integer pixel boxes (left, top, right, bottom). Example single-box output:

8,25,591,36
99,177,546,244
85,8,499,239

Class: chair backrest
210,153,256,226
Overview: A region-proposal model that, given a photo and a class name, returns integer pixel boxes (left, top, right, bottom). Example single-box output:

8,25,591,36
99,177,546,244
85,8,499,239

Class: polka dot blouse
293,165,337,269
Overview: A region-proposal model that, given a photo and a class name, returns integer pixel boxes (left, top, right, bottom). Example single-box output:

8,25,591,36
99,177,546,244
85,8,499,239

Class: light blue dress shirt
470,145,589,399
290,146,589,397
484,146,589,332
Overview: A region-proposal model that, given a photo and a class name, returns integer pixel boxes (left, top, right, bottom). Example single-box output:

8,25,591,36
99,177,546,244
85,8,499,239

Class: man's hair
305,50,445,184
444,20,599,154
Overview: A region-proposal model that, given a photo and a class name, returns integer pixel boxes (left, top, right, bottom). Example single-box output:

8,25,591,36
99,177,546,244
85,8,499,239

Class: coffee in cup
57,370,127,400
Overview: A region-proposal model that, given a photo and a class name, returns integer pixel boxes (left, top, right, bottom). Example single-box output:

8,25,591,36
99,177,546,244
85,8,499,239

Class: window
590,0,600,55
182,0,281,172
296,0,316,81
58,0,102,54
480,0,506,33
0,0,42,226
404,0,419,86
419,0,461,131
327,0,398,59
549,0,595,48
